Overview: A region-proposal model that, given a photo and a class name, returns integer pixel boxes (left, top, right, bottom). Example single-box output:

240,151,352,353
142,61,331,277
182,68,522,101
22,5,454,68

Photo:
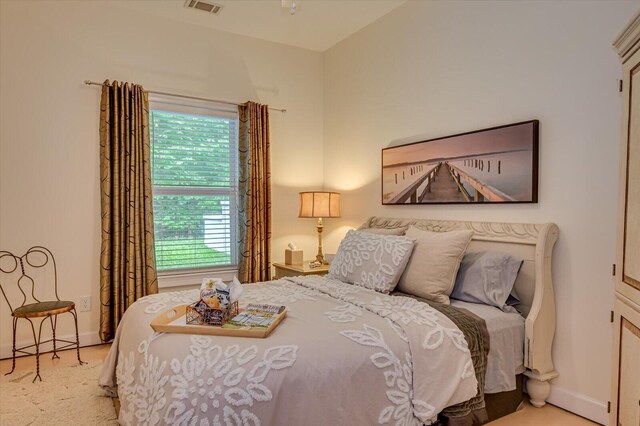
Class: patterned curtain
238,102,272,283
99,80,158,342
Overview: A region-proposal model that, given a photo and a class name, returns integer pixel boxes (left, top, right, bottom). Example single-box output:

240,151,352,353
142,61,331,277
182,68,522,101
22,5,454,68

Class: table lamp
299,191,341,264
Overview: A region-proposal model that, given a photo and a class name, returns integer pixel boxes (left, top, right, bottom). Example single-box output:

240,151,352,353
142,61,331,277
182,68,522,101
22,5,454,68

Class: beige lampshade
299,192,341,218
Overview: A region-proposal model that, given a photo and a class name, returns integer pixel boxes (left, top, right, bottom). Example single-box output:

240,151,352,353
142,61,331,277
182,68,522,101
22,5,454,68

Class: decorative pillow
396,226,473,304
451,251,524,312
327,230,415,293
360,227,407,236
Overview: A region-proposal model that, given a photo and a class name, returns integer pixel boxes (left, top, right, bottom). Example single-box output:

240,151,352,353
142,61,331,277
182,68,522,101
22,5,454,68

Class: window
149,97,238,280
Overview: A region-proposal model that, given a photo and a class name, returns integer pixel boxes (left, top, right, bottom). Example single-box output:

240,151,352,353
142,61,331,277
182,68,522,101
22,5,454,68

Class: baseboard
548,384,609,425
0,331,102,360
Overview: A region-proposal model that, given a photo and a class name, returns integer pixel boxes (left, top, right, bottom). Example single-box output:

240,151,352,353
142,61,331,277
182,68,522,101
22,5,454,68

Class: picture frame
381,120,539,205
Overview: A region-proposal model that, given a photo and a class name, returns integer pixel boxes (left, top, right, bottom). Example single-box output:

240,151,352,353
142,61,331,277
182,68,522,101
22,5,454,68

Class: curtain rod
84,80,286,113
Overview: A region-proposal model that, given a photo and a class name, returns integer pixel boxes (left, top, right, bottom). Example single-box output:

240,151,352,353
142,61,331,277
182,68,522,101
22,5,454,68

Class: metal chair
0,246,84,381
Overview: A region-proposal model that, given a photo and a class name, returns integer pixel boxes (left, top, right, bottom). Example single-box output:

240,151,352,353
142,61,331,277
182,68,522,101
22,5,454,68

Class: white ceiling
117,0,407,52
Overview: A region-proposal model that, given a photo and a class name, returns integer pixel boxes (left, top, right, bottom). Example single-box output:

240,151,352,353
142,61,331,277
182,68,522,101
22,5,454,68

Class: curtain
99,80,158,342
238,102,272,283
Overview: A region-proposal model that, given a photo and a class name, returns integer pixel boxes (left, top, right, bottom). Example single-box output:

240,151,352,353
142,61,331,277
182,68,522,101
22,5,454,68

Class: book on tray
222,304,286,329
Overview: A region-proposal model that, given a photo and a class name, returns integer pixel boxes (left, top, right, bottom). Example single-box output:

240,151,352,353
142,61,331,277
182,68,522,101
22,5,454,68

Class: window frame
149,95,239,288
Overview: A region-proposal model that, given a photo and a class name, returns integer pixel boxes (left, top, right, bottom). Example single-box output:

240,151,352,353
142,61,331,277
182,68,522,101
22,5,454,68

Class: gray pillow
450,251,523,312
328,230,415,294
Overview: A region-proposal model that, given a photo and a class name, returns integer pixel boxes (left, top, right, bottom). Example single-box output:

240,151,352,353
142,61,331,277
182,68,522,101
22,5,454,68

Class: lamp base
316,218,325,264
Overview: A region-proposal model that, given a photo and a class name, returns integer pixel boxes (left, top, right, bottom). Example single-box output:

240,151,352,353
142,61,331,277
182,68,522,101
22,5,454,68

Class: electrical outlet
78,296,91,312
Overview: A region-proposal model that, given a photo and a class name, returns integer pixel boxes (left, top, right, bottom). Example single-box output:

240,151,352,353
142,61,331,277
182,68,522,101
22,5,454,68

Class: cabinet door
613,13,640,426
618,47,640,306
612,298,640,426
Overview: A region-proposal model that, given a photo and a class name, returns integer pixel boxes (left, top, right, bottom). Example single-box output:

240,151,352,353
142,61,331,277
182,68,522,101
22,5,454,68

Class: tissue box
285,249,303,265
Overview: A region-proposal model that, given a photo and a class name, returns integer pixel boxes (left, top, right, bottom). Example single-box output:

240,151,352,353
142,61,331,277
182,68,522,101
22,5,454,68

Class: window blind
150,100,238,272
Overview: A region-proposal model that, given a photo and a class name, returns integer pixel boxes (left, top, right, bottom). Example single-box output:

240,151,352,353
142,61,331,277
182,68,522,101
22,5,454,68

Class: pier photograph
381,120,538,204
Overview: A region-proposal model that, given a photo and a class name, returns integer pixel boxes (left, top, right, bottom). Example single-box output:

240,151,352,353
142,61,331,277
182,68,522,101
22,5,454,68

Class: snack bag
217,289,231,307
204,295,221,309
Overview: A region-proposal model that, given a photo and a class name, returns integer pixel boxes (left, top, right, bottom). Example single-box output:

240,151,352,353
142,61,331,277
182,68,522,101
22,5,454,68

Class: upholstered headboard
358,216,559,407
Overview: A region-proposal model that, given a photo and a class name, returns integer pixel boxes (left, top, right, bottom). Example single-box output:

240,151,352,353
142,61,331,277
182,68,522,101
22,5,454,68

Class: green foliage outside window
150,109,236,271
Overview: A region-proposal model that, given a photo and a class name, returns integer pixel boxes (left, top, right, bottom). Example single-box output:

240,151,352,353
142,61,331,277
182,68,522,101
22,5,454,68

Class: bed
99,217,559,425
358,217,560,410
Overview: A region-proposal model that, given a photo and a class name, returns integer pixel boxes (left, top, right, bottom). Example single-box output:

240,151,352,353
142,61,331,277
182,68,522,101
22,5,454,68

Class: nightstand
273,261,330,279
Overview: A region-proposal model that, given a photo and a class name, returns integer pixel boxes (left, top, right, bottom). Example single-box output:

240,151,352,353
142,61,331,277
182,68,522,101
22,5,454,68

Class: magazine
222,304,286,329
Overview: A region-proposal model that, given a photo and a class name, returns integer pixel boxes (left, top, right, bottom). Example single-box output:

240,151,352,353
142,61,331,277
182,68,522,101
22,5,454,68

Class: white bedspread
99,276,478,426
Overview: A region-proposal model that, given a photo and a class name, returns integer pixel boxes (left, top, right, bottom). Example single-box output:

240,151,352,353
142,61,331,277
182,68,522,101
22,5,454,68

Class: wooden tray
150,304,286,338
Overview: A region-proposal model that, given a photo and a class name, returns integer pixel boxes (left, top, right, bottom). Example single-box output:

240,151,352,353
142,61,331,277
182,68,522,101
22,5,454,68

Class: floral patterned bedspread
99,276,478,426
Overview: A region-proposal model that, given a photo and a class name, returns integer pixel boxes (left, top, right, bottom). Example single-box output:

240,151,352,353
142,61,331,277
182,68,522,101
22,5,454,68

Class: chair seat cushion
13,300,75,318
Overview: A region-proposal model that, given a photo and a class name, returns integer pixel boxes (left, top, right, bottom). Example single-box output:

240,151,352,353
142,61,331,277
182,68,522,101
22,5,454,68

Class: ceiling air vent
184,0,223,14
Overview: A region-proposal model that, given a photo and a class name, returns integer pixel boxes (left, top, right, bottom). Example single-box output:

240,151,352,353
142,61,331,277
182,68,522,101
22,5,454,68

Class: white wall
322,1,637,423
1,0,637,422
0,1,324,355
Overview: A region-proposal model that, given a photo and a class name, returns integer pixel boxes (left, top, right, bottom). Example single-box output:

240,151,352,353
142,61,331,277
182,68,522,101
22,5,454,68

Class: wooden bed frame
359,216,560,408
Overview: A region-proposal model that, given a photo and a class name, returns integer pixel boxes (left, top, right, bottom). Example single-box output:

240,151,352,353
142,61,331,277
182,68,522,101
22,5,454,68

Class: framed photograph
381,120,539,204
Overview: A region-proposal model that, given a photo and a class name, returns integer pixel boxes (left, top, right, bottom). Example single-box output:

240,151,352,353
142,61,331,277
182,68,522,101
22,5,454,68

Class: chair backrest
0,246,59,312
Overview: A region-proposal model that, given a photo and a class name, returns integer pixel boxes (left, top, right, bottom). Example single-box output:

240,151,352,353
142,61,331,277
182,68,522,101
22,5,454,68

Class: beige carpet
0,360,117,426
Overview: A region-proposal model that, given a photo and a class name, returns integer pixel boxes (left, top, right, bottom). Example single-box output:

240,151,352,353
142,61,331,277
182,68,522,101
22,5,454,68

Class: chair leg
29,318,42,382
49,315,60,360
4,317,18,376
71,309,85,366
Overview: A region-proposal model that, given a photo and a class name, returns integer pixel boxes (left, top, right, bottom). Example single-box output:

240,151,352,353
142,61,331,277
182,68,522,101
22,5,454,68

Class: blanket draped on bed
396,293,490,425
100,276,486,426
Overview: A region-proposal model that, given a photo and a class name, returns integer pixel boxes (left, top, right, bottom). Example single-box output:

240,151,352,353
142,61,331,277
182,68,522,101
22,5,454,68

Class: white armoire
611,10,640,426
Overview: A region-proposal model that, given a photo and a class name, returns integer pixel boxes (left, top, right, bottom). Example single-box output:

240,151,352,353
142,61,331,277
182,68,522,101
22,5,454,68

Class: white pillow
327,230,415,294
396,226,473,304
